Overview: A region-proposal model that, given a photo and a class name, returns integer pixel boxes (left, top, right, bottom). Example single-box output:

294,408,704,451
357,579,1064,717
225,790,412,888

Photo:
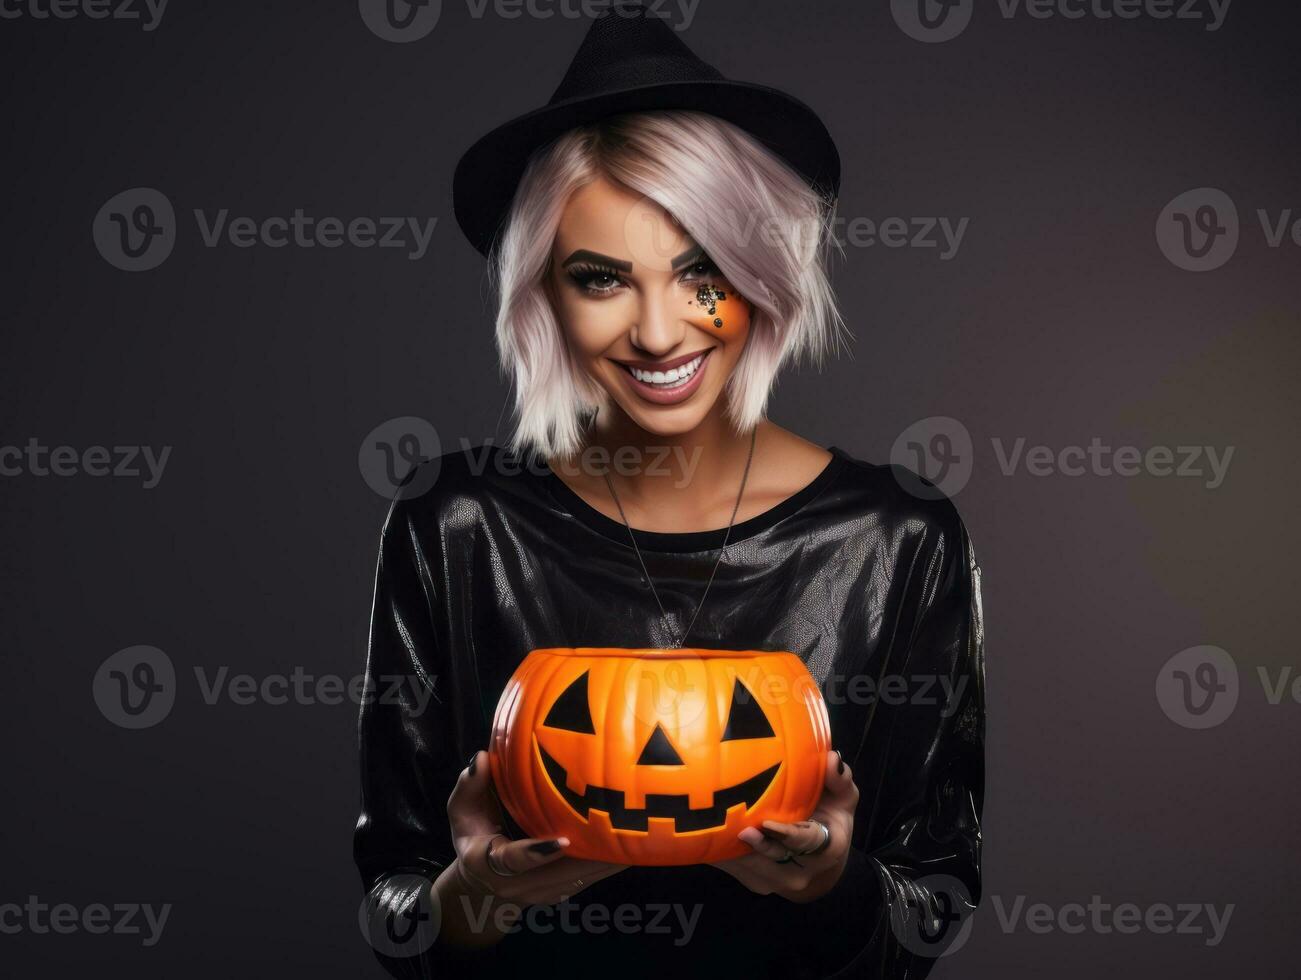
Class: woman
354,6,985,979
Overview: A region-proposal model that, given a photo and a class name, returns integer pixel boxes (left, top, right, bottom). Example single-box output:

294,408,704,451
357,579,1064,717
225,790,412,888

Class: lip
613,348,712,406
612,348,713,372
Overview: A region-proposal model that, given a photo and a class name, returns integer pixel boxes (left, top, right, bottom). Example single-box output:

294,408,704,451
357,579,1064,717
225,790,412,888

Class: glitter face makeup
697,283,724,327
687,282,751,341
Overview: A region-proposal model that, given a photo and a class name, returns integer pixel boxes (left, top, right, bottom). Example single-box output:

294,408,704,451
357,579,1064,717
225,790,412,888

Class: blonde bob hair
487,109,848,460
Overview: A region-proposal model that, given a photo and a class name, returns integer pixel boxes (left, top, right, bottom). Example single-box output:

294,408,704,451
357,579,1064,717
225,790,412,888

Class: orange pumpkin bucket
488,647,831,866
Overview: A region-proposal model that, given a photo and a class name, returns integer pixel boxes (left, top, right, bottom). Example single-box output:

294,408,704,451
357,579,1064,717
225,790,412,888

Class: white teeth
629,354,704,387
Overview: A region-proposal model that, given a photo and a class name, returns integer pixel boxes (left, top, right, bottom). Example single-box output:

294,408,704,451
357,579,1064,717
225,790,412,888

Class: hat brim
452,79,841,257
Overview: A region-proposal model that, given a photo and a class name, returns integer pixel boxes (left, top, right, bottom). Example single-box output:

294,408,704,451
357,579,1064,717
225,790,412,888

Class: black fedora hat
452,0,841,258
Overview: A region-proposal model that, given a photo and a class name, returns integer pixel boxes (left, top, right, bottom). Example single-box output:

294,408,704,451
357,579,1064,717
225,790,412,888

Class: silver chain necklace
600,425,757,649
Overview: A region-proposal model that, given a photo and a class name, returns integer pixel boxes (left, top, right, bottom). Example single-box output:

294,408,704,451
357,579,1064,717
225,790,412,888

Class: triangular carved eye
721,677,775,741
543,670,595,734
637,723,684,765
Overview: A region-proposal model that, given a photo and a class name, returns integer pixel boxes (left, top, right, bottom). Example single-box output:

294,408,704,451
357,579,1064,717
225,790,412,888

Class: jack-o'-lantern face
489,648,830,866
538,669,782,833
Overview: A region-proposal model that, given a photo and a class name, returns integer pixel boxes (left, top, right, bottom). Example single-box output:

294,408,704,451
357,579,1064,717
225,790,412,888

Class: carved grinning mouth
538,743,780,832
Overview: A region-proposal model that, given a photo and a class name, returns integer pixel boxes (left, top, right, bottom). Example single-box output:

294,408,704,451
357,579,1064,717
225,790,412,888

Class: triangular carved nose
637,723,684,765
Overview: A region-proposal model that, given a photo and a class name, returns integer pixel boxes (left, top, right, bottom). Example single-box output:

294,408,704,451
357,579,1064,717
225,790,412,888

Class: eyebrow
560,244,705,272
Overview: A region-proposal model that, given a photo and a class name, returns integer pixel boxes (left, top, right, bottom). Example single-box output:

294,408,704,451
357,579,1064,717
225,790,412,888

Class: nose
628,286,687,357
636,723,684,766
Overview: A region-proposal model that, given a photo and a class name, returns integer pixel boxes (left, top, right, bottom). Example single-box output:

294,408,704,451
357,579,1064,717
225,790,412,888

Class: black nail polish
836,750,845,774
468,752,478,776
528,840,562,855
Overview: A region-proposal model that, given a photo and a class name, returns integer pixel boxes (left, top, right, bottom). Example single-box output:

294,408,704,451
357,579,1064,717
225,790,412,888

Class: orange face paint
685,283,751,341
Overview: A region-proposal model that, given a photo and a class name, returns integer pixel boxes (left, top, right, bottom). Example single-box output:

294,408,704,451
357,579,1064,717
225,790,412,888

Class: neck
563,402,760,522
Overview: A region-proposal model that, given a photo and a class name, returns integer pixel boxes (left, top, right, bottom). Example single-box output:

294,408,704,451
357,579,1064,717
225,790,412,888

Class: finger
759,819,826,857
737,826,792,862
822,749,858,801
484,833,573,876
447,750,504,837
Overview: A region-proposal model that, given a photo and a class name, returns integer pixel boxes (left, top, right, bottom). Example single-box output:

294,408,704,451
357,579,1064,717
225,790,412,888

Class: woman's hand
434,749,630,948
708,749,858,904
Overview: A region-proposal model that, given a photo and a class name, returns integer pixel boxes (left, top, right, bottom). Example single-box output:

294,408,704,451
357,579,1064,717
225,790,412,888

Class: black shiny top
354,443,986,980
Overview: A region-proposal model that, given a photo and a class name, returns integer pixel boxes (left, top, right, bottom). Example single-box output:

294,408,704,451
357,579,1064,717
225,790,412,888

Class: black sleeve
791,504,987,979
353,485,494,978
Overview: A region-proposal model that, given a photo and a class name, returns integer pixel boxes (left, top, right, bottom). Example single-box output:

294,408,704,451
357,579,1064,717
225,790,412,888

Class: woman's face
546,175,752,439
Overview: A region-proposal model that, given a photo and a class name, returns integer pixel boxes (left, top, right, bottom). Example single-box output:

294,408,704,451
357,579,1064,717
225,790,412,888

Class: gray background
1,0,1297,975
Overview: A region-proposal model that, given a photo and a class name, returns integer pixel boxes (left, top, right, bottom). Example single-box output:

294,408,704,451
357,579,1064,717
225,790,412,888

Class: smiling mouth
538,743,779,832
618,351,708,388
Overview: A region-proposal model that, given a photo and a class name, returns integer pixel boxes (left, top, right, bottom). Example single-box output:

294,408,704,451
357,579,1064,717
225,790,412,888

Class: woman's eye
681,258,722,282
568,266,623,295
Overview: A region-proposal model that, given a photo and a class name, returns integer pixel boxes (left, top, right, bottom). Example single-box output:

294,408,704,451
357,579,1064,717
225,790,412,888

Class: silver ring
796,820,832,856
485,835,519,877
